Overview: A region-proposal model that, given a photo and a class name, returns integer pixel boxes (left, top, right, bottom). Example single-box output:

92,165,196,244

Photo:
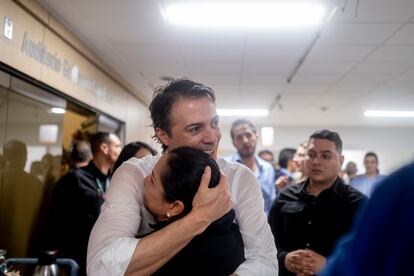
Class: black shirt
48,161,109,275
268,177,366,276
151,210,245,276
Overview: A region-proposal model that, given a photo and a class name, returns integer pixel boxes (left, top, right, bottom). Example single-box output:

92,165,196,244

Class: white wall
219,124,414,174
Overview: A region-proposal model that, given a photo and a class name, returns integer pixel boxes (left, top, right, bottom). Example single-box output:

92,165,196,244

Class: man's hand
192,166,232,223
285,249,326,275
303,249,326,274
285,250,313,274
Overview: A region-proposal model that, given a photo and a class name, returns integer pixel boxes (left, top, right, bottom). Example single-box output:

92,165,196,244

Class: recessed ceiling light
50,107,65,114
217,109,269,117
161,1,327,29
364,110,414,118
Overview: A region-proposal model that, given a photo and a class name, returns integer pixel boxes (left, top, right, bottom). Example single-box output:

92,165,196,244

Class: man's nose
312,156,320,165
203,127,218,143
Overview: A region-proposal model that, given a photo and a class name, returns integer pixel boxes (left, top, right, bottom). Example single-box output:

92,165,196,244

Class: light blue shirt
350,174,386,197
226,153,276,214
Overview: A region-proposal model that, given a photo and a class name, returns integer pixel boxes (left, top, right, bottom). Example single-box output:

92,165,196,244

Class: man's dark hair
160,147,220,216
309,129,343,154
258,150,274,160
230,118,256,140
71,140,92,163
149,78,216,152
113,141,157,172
365,152,378,163
278,148,296,169
90,132,111,155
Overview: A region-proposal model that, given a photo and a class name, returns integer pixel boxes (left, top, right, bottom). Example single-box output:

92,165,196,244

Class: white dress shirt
87,154,278,276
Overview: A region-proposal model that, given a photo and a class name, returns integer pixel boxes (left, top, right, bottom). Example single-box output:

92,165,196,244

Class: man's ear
340,155,345,168
100,142,109,155
168,200,185,218
156,128,170,147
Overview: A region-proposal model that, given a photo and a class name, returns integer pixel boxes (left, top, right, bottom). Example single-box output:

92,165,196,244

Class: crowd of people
2,77,412,276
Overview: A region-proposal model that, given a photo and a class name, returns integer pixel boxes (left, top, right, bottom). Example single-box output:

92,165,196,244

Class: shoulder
122,154,160,176
376,162,414,195
256,156,274,170
218,157,253,177
336,180,367,204
352,174,366,181
279,182,303,199
223,154,239,163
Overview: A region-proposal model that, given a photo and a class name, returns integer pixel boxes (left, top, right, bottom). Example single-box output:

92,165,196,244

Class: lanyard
96,177,109,193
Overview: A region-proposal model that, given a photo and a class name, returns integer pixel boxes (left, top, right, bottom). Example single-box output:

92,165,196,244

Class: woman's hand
276,175,289,190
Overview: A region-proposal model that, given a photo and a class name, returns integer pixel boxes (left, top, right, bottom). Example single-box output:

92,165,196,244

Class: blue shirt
350,174,386,197
321,161,414,276
226,154,276,214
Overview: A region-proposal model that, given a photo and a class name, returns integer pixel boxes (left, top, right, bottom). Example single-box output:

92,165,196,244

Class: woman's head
113,141,157,172
364,152,379,175
293,142,308,175
144,147,220,221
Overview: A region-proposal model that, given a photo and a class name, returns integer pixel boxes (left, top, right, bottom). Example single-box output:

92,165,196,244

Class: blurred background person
275,148,297,191
292,142,308,184
70,140,93,169
321,161,414,276
227,118,276,214
112,141,157,173
350,152,385,197
258,149,275,164
275,142,309,191
30,160,46,183
341,161,358,184
0,140,43,258
48,132,121,275
275,148,297,182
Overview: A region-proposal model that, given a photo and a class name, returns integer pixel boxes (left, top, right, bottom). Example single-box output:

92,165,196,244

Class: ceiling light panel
161,1,327,29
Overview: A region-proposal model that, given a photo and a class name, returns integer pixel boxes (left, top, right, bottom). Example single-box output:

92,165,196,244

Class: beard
238,146,255,159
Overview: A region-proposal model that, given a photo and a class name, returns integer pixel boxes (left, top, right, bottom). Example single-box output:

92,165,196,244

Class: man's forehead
234,124,255,134
308,138,336,151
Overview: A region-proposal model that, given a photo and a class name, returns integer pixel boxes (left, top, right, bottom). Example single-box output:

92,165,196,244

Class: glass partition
0,75,65,258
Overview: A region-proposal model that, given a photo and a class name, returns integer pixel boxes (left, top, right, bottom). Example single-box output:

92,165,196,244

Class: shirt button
306,243,310,247
308,221,312,225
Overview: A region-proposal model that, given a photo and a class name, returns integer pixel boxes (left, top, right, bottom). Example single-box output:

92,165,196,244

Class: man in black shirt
268,129,366,276
48,132,121,275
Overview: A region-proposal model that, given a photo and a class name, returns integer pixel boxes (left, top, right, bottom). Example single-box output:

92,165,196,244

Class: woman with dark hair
142,147,245,276
350,152,386,197
112,141,157,173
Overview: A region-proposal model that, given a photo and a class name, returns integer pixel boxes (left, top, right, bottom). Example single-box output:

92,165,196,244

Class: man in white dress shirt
87,78,278,275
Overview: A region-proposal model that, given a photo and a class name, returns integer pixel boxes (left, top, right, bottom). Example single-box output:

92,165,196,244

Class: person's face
259,152,274,163
364,156,378,175
293,145,307,174
106,134,122,164
143,154,171,221
346,162,357,176
306,138,344,186
134,148,153,159
156,97,221,159
231,124,257,158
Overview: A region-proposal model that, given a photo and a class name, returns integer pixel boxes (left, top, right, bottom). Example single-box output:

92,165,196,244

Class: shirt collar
233,152,265,172
299,176,344,196
86,160,109,180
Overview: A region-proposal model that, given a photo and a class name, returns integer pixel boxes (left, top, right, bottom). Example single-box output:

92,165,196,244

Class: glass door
0,75,66,258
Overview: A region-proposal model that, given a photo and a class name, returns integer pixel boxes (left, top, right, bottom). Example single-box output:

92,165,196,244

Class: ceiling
38,0,414,127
